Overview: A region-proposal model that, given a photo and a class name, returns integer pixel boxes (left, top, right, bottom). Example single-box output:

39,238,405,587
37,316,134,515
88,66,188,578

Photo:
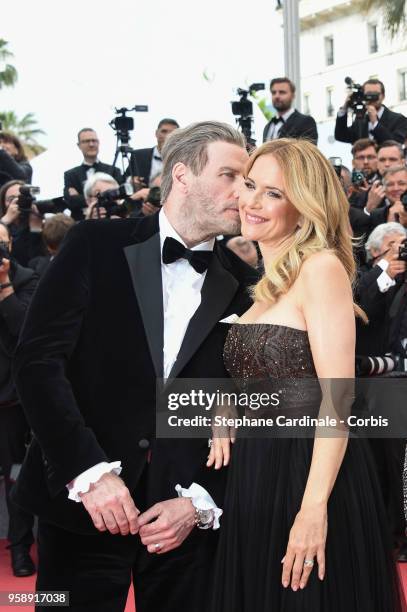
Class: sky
2,0,285,196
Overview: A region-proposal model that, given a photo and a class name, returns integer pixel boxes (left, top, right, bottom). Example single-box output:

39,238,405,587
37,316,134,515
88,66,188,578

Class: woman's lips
245,212,267,224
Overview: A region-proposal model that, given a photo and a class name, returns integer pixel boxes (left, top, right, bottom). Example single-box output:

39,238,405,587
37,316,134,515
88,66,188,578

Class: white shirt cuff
376,260,396,292
175,482,223,529
67,461,122,502
363,207,371,216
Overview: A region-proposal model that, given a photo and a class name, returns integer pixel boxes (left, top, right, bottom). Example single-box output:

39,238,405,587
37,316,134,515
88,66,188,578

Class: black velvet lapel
124,214,163,378
167,245,239,380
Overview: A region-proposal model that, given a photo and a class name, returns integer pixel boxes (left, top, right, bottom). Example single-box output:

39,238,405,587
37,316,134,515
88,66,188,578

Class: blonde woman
210,139,405,611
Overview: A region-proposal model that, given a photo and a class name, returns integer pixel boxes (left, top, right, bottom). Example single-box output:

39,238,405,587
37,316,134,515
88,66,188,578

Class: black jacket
0,149,33,188
335,106,407,145
263,110,318,145
355,263,402,356
127,147,155,184
0,262,38,405
63,162,123,220
12,213,258,533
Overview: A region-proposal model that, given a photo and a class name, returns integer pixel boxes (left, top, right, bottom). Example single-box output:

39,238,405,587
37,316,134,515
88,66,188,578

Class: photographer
335,79,407,145
377,140,405,176
0,221,37,576
0,132,33,188
28,213,75,277
262,77,318,144
83,172,132,220
0,180,46,267
64,128,123,221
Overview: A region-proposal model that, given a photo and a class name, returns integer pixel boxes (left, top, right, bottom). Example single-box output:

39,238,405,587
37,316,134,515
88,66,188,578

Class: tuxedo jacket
262,110,318,145
355,264,402,356
12,213,258,533
63,162,123,220
127,147,155,184
334,106,407,145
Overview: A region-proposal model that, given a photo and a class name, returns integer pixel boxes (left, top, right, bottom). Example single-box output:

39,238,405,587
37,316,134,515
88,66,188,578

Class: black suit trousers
35,466,218,612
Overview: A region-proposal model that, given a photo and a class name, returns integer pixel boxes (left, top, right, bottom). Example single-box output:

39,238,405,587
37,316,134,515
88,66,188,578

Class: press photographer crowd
1,74,407,585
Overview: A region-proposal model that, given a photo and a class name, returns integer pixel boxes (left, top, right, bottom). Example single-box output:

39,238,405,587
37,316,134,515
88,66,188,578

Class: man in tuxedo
262,77,318,144
128,118,179,186
335,79,407,145
63,128,122,220
12,121,258,612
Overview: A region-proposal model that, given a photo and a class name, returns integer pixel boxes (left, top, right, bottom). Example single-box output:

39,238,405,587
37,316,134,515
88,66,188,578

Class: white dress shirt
266,107,295,141
149,146,163,185
376,258,396,293
68,211,219,519
337,105,384,141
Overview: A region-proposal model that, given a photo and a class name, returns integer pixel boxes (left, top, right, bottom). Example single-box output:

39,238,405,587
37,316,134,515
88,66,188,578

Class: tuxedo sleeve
356,266,388,321
13,223,109,493
371,113,407,144
303,116,318,145
262,121,271,143
334,113,353,143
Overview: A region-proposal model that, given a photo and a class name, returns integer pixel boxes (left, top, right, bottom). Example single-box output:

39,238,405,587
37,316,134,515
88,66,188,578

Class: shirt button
138,438,150,450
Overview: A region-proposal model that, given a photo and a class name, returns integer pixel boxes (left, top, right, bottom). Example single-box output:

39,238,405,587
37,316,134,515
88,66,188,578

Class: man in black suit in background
128,118,179,186
335,79,407,145
12,121,258,612
63,128,122,220
262,77,318,145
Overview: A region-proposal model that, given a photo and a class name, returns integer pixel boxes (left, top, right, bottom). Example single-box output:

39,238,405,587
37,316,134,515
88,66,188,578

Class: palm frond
361,0,407,36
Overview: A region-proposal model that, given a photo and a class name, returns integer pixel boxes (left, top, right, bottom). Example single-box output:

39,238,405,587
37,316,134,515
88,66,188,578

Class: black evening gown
211,323,406,612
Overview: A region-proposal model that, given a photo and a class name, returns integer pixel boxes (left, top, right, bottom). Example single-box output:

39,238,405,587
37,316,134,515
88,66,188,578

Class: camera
16,186,65,217
0,242,9,266
329,157,342,178
109,105,148,147
147,186,161,208
17,185,41,213
231,83,265,147
345,77,380,118
398,238,407,262
95,183,134,218
351,169,366,187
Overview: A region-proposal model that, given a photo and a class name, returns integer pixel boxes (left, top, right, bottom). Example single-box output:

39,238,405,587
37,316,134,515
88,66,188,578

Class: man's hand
0,257,11,285
29,205,43,232
366,180,386,212
387,258,407,279
68,187,80,196
79,472,140,535
388,201,404,222
85,202,106,220
367,105,378,125
1,202,20,225
138,498,196,554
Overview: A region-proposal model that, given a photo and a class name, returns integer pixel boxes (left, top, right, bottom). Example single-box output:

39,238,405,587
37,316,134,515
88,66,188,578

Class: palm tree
0,39,18,88
362,0,406,36
0,111,46,158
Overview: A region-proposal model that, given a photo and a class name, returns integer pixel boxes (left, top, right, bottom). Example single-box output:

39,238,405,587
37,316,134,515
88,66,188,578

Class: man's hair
42,214,75,251
382,165,407,183
77,127,96,143
83,172,119,199
351,138,378,157
160,121,245,203
0,131,27,162
157,118,179,130
377,140,404,156
270,77,296,94
365,222,406,261
363,78,385,96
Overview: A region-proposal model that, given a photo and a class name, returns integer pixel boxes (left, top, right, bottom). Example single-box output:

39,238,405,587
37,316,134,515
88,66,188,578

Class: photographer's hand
366,181,386,212
85,202,107,220
388,200,404,223
1,202,20,225
367,105,378,125
29,205,43,232
0,258,13,302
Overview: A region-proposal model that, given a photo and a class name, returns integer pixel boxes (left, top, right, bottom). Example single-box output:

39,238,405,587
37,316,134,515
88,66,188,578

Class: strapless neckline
233,322,308,334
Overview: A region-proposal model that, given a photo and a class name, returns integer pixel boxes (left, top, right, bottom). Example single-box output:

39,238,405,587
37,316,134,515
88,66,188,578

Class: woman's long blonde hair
248,138,366,320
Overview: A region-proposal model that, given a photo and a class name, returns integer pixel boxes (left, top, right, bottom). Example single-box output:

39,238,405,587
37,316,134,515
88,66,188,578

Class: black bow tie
162,237,213,274
271,116,284,125
84,163,97,171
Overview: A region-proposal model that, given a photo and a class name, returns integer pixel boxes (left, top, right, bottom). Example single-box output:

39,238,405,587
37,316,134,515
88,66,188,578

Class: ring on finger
208,438,213,448
154,543,162,552
303,559,314,567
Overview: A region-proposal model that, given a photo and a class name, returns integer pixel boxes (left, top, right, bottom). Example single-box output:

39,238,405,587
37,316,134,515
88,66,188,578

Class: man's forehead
379,146,401,157
387,171,407,180
206,141,247,163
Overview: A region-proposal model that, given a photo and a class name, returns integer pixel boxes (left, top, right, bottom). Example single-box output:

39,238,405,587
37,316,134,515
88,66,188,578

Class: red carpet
0,540,135,611
1,539,407,610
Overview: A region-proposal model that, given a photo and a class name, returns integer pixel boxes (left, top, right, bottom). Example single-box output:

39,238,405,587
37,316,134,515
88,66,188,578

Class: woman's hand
281,503,327,591
29,205,43,231
85,202,106,220
1,202,20,225
206,437,234,469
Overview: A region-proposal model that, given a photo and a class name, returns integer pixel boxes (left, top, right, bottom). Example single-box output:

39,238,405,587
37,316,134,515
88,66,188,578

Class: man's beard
273,100,291,113
185,188,241,239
